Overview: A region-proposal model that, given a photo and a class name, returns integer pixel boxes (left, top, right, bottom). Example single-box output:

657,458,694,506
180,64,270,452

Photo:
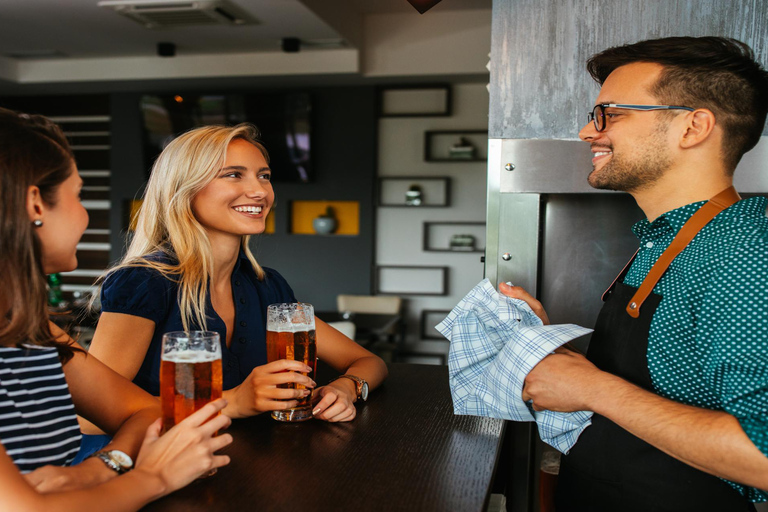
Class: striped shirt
0,345,82,473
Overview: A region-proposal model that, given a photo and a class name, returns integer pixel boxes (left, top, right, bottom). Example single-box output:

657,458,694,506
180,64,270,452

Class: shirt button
239,298,246,304
234,280,241,286
240,321,247,327
239,337,246,344
645,242,654,248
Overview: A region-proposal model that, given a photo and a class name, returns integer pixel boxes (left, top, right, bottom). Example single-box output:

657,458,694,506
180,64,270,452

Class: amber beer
266,303,316,422
160,352,223,432
160,331,223,433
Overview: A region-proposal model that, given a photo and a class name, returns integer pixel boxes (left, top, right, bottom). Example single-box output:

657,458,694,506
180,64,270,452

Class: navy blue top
100,251,297,395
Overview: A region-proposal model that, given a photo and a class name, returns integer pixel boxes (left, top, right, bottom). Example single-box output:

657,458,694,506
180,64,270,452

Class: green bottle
47,273,63,307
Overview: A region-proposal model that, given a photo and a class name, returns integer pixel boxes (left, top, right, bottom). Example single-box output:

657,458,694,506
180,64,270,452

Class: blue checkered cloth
438,279,594,454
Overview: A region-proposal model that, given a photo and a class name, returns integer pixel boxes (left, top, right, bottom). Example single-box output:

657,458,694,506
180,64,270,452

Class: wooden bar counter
141,363,505,512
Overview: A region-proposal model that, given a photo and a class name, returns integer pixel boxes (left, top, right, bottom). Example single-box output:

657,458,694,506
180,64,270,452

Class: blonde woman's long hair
101,123,268,332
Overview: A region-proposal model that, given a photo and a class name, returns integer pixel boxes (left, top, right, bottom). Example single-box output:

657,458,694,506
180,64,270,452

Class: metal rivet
629,302,637,310
502,253,512,261
504,163,515,172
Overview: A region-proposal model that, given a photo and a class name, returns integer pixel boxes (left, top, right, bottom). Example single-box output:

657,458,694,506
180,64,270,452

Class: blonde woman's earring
33,219,43,227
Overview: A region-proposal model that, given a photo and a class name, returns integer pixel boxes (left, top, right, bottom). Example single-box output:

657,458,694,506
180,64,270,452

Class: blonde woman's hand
22,457,116,493
132,398,232,494
223,360,316,418
498,282,551,325
311,380,357,422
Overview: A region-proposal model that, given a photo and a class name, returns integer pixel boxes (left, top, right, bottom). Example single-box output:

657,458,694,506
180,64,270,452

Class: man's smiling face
579,62,676,193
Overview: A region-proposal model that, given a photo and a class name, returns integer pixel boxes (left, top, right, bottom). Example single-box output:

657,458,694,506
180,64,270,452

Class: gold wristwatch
333,374,369,402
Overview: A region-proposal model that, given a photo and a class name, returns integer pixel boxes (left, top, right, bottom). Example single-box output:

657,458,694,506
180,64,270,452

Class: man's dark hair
587,36,768,173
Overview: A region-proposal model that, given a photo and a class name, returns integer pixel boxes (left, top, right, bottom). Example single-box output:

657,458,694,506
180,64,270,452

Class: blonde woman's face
191,139,274,242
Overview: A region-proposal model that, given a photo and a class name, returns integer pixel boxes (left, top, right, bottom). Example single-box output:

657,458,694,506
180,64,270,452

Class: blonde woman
88,124,387,434
0,108,231,510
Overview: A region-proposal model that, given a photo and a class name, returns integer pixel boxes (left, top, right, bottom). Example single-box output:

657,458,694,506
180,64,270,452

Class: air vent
98,0,258,29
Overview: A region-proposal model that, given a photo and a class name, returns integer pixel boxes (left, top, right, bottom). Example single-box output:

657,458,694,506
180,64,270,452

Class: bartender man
501,36,768,511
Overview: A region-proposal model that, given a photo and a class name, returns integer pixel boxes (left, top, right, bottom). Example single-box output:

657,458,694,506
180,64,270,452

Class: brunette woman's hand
498,282,551,325
311,379,357,422
132,398,232,494
222,360,316,419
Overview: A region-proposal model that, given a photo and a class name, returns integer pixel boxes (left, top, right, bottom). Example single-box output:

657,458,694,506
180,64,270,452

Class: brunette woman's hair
0,107,80,362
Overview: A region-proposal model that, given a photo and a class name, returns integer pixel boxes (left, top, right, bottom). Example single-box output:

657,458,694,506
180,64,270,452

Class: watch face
361,382,369,401
109,450,134,469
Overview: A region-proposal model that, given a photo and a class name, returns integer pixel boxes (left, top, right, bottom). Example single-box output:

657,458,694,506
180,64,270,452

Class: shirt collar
232,248,250,275
631,196,767,240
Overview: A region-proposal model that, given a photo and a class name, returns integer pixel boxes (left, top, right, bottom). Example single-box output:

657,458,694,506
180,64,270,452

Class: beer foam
162,351,221,363
267,323,315,333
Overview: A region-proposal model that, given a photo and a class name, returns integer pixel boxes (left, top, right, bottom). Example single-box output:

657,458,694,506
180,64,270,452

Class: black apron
554,188,755,512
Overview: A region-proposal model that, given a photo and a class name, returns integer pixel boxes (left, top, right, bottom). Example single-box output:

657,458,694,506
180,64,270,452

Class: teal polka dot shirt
624,196,768,502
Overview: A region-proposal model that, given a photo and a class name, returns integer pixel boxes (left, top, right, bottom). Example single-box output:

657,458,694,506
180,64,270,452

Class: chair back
336,295,401,315
326,321,357,339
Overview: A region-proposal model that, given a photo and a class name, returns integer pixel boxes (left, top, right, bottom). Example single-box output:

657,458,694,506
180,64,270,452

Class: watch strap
333,374,365,400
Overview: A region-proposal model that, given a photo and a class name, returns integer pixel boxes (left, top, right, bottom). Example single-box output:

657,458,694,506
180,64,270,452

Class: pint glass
266,303,316,422
160,331,223,433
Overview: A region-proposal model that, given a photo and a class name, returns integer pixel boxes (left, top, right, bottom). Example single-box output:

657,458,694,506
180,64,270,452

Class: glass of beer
266,303,317,422
160,331,223,433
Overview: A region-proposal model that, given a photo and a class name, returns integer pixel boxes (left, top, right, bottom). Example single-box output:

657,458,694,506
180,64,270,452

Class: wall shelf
289,200,359,235
375,265,448,296
423,221,486,253
424,130,488,162
378,176,450,207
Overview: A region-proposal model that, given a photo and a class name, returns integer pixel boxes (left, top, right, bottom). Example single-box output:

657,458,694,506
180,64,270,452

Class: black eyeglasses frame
587,104,695,132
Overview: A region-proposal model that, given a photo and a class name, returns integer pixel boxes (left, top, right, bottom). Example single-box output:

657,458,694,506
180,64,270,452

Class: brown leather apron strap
601,249,639,302
625,186,741,318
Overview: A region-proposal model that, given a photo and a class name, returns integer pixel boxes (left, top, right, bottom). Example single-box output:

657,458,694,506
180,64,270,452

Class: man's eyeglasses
587,104,695,132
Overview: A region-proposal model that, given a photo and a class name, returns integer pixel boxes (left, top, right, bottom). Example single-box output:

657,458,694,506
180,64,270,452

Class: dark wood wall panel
76,250,111,269
73,149,110,169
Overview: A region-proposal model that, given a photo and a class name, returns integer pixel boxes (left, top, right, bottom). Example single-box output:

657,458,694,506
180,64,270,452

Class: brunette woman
0,108,231,511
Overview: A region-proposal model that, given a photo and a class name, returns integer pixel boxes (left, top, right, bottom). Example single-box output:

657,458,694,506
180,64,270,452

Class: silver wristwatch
90,449,134,474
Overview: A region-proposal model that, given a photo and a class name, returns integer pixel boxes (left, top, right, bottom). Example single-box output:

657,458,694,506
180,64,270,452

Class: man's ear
26,185,44,223
679,108,716,149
